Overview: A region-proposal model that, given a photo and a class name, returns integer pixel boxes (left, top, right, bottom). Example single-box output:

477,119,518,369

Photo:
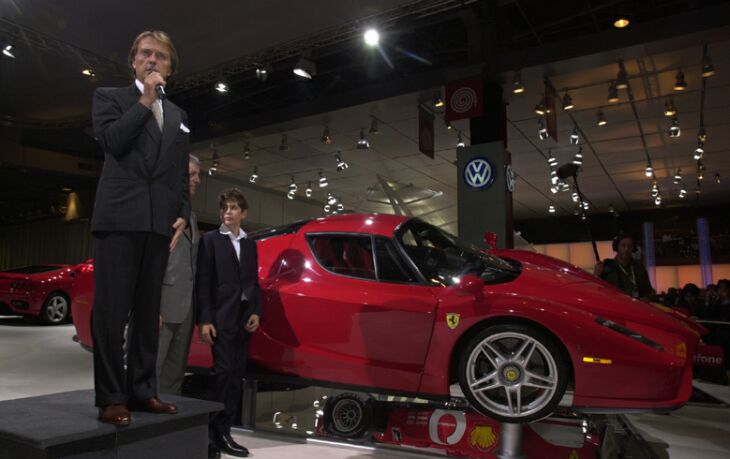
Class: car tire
323,393,373,439
458,323,568,423
40,292,70,325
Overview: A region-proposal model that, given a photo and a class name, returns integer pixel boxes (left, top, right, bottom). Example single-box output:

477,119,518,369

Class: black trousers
208,311,250,436
92,231,170,407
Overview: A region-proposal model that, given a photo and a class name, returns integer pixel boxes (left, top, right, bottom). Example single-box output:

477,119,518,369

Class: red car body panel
72,214,701,413
0,264,75,317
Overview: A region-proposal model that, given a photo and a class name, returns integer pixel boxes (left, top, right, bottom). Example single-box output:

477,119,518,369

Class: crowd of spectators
655,278,730,321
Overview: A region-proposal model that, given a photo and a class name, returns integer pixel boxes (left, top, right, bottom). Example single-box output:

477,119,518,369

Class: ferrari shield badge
446,313,460,330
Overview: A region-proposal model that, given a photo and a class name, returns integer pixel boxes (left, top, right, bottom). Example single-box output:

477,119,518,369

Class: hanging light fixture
572,145,583,165
357,128,370,149
279,134,289,150
289,176,298,193
663,98,677,117
547,150,558,167
2,45,15,58
570,127,579,145
456,132,465,148
550,185,559,194
305,182,313,198
215,82,229,93
445,120,453,131
673,169,682,185
255,65,270,81
608,204,615,214
243,143,251,160
559,181,570,192
582,201,589,210
698,161,705,181
369,117,379,134
615,66,629,89
679,184,687,198
673,70,687,91
336,202,344,212
323,204,331,213
320,126,332,144
538,119,548,140
697,128,707,143
654,195,662,206
249,166,259,183
287,189,296,200
209,150,219,176
645,160,654,177
597,110,607,126
693,143,704,160
548,204,556,213
550,168,558,185
651,180,659,197
318,170,328,188
433,98,445,108
293,56,316,79
327,193,337,206
668,117,681,138
702,52,715,78
571,192,579,202
715,173,721,184
335,153,348,171
562,92,574,110
534,98,546,116
512,71,525,94
607,81,619,103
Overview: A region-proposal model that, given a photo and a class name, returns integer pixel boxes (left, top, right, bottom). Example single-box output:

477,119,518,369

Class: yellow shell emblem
446,313,460,330
469,425,497,450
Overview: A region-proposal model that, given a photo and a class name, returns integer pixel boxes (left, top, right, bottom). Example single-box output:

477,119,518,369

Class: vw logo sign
505,164,516,192
463,157,495,190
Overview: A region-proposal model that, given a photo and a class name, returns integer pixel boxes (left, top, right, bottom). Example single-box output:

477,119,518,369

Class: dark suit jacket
91,84,190,237
196,230,262,331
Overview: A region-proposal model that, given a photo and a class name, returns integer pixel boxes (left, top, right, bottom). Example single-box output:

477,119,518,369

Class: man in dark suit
157,154,201,395
91,30,189,426
197,188,262,458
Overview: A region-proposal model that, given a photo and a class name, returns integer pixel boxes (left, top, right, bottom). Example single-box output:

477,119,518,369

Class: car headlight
595,317,664,351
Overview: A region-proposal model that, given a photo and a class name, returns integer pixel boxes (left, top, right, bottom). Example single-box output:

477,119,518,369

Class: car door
268,231,438,393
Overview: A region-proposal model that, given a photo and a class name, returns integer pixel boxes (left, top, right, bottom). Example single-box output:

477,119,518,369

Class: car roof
250,213,410,240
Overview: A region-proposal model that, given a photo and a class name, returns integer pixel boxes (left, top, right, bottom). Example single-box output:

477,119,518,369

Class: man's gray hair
189,154,200,165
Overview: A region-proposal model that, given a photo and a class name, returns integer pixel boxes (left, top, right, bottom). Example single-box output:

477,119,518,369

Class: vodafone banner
445,78,484,121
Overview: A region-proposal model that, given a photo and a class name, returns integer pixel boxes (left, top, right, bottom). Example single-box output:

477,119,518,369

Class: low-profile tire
323,393,373,439
458,323,568,423
40,292,70,325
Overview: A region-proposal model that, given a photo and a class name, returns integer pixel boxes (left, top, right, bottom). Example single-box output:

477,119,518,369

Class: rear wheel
458,323,568,423
323,393,373,439
40,293,70,325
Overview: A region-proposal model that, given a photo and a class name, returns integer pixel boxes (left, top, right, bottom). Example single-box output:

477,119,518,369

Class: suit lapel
155,100,181,172
219,233,241,273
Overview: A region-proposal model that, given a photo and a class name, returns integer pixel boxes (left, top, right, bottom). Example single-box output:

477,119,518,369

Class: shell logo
469,425,497,450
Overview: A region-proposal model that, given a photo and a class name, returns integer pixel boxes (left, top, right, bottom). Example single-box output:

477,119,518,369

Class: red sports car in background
72,214,704,422
0,264,76,324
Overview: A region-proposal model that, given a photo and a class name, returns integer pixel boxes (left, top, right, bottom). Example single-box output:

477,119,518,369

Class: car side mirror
458,274,484,300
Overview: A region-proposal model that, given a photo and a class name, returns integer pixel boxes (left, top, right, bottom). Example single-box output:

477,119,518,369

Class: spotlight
559,181,570,192
608,204,615,214
668,117,680,138
318,170,328,188
321,126,332,144
289,177,298,193
597,110,607,126
572,192,579,203
305,182,313,198
645,160,653,177
335,153,348,171
570,127,579,145
433,98,445,108
663,99,677,117
615,67,629,89
357,128,370,149
215,82,229,93
547,150,558,167
255,66,269,81
693,144,704,160
613,16,630,29
607,81,619,103
673,169,682,184
327,193,337,206
445,120,453,131
2,45,15,58
209,150,219,176
702,54,715,78
679,184,687,198
548,204,556,213
534,99,546,116
654,195,662,206
697,128,707,143
572,146,583,165
364,28,380,47
550,185,559,194
582,201,589,210
324,204,331,213
538,120,548,140
715,173,721,184
287,190,296,200
651,181,659,197
696,185,702,195
673,70,687,91
249,167,259,183
369,117,379,134
698,162,705,181
550,169,558,185
562,93,574,110
512,71,524,94
293,57,316,79
243,143,251,160
279,134,289,151
456,132,465,148
337,202,344,212
81,68,96,78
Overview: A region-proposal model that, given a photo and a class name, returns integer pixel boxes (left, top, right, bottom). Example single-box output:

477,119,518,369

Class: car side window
308,235,376,280
374,237,417,283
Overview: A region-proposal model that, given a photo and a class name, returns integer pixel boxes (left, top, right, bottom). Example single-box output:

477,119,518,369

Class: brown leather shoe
129,397,178,414
98,404,131,426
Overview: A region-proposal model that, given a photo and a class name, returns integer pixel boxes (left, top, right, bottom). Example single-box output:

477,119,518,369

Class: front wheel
40,293,70,325
323,393,373,439
458,323,568,423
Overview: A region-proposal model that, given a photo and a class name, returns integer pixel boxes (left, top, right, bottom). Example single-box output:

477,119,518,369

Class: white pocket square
180,123,190,133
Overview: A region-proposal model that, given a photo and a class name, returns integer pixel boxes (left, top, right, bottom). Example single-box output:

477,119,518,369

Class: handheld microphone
155,84,166,100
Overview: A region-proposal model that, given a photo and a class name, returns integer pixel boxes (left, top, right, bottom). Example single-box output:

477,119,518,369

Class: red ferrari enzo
72,214,704,422
0,264,76,324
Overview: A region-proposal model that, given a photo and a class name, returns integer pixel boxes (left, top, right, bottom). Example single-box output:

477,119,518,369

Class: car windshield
396,219,521,287
4,265,61,274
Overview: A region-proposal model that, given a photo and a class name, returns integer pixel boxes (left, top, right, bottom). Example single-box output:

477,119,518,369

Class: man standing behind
91,30,189,426
157,154,201,395
197,189,261,458
594,234,654,300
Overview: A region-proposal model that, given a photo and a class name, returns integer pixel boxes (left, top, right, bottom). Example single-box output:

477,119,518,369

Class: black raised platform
0,390,223,459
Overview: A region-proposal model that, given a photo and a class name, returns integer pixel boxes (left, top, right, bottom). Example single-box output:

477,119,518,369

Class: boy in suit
197,188,261,458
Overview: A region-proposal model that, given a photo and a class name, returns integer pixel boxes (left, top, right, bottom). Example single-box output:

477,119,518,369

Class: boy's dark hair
219,188,248,211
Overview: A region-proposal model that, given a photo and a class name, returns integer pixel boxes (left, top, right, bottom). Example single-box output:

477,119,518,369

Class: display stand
497,422,526,459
